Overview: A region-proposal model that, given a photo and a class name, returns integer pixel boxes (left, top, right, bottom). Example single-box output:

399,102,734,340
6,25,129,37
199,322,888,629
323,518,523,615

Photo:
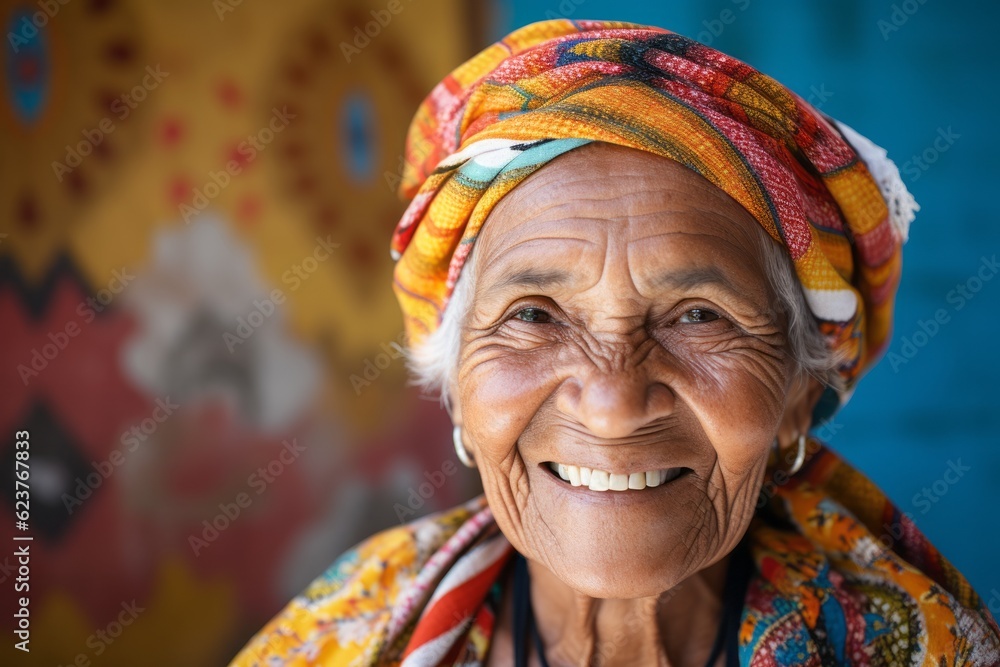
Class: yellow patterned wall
0,1,481,664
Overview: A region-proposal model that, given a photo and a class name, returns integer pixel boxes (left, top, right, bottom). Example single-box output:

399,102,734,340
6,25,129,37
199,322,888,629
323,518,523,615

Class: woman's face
452,143,814,598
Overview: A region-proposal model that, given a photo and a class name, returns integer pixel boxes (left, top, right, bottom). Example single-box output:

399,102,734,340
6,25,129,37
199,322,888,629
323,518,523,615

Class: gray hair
403,222,842,413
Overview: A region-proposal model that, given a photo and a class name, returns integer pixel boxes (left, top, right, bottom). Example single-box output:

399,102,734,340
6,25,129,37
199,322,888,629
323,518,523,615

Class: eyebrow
651,266,745,295
484,265,754,303
488,268,572,292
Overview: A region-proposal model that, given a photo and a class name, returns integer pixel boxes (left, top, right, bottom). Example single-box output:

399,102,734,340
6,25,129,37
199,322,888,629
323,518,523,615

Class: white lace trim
831,118,919,244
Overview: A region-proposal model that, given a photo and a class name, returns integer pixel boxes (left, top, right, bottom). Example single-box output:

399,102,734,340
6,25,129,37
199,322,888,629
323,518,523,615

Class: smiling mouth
543,461,690,492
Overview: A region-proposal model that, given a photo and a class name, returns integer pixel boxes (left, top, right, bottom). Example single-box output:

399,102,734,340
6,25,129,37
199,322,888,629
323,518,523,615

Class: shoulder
228,495,490,666
747,440,1000,664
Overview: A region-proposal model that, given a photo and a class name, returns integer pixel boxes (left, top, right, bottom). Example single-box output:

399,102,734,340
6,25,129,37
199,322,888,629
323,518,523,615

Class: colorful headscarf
228,442,1000,665
389,19,917,415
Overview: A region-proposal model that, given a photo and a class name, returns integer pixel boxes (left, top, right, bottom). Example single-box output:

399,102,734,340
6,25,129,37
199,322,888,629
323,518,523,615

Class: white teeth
628,472,646,490
608,473,629,491
588,469,610,491
548,463,684,492
567,465,581,486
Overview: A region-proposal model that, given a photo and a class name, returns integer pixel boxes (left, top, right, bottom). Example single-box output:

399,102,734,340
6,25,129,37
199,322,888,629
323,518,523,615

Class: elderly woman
231,20,999,666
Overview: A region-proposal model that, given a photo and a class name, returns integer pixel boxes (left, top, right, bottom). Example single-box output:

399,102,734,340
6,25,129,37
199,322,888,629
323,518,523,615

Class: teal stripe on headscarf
455,138,591,187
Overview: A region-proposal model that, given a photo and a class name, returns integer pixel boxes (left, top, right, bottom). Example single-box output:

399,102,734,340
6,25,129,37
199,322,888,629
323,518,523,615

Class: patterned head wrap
389,19,917,414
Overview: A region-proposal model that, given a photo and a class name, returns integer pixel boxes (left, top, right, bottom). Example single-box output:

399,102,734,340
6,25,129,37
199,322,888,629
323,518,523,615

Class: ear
776,373,825,448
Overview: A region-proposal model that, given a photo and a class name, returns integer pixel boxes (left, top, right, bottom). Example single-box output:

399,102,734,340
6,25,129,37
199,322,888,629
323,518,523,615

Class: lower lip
538,463,690,500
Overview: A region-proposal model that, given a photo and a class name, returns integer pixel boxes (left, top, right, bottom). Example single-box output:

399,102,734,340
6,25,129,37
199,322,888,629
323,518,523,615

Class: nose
556,362,676,439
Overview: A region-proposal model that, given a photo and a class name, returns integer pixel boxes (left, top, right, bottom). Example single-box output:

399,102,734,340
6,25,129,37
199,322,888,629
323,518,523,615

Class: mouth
542,461,690,492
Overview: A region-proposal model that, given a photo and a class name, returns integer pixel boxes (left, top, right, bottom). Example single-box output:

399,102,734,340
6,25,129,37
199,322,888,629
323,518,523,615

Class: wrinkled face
452,143,806,599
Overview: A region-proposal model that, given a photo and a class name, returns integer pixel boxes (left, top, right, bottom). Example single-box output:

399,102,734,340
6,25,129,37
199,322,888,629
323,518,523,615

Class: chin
549,551,689,599
522,467,724,599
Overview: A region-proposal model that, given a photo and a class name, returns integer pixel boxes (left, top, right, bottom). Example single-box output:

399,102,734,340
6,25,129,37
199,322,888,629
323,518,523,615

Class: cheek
667,341,790,468
669,347,788,547
458,348,561,460
456,348,567,552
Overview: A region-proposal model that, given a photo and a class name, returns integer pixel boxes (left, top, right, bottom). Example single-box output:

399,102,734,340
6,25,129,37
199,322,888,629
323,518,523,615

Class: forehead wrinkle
479,222,602,260
629,229,767,286
481,150,752,262
523,192,734,236
488,187,757,264
481,201,629,259
474,236,600,305
486,165,718,241
475,203,606,286
502,152,721,211
473,144,772,311
625,207,759,240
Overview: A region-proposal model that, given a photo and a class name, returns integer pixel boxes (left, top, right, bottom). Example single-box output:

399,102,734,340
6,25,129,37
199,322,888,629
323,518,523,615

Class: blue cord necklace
511,539,750,667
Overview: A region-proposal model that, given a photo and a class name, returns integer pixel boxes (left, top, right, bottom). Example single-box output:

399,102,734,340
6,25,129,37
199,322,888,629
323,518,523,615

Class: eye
678,308,720,324
513,307,552,323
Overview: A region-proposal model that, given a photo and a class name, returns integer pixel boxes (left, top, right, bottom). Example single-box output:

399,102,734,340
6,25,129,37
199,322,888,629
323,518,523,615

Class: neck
525,554,731,667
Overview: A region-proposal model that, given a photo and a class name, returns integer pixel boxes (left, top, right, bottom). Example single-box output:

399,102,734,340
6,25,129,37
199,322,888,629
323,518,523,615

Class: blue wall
491,0,999,604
